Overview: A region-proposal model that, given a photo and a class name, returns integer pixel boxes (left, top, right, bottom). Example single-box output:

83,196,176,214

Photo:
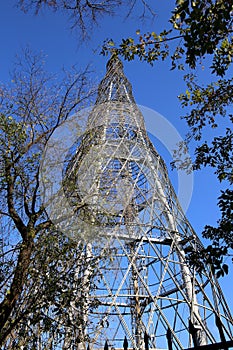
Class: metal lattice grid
62,56,233,350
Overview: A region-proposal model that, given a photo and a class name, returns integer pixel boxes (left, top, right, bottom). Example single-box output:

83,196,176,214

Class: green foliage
185,242,229,278
102,29,172,65
103,1,233,74
194,129,233,183
178,75,233,137
185,188,233,277
170,0,233,74
203,189,233,246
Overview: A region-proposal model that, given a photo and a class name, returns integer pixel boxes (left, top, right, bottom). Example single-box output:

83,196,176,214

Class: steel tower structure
63,56,233,350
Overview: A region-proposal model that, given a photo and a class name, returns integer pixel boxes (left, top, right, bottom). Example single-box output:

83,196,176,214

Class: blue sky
1,1,232,304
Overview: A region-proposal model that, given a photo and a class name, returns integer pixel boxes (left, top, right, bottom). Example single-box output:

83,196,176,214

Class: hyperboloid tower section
63,56,233,349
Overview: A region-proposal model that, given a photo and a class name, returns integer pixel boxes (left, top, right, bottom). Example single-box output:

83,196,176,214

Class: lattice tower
63,56,233,350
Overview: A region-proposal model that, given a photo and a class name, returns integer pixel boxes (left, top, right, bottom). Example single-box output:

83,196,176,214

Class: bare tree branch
0,48,94,345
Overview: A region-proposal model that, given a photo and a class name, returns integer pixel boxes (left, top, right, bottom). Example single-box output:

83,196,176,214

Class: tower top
87,55,146,131
106,53,123,71
95,54,136,105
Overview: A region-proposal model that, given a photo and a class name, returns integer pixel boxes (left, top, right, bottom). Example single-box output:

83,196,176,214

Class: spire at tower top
87,54,146,130
106,53,123,71
95,54,136,105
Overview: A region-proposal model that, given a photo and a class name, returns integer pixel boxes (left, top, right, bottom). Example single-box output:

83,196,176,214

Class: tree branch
5,158,27,239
